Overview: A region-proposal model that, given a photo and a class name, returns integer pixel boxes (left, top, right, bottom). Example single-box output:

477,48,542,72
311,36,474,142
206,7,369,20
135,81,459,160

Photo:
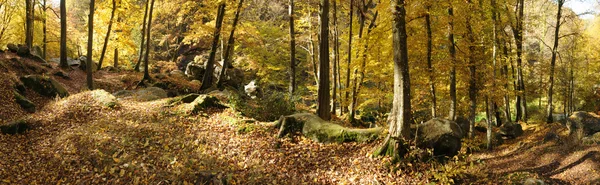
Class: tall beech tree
135,0,150,72
448,3,457,121
217,0,245,88
546,0,565,123
98,0,117,70
87,0,95,90
25,0,34,49
374,0,411,158
199,2,226,91
288,0,296,95
316,0,330,121
142,0,156,81
59,0,68,68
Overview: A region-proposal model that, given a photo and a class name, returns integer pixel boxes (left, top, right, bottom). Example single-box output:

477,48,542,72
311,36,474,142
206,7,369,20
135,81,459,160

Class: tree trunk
25,0,33,49
466,0,477,138
546,0,564,123
350,11,378,124
288,0,296,95
317,0,331,121
87,0,95,90
114,48,118,68
135,0,150,72
42,0,47,59
97,0,117,70
513,0,527,122
448,5,457,121
374,0,411,159
217,0,245,88
200,3,226,90
331,0,338,115
502,39,511,122
425,5,436,118
142,0,156,81
343,0,354,114
59,0,68,68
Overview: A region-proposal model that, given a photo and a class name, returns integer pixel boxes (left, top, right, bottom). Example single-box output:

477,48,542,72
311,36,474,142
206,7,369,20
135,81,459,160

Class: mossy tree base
275,113,382,143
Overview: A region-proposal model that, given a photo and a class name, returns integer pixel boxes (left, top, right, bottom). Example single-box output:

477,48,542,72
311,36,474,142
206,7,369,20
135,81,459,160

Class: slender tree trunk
217,0,245,88
343,0,354,114
448,5,457,121
199,2,226,90
425,5,436,118
98,0,117,70
513,0,527,122
87,0,95,90
374,0,411,159
287,0,296,95
59,0,68,68
42,0,47,59
466,0,477,138
114,48,118,68
502,40,511,122
135,0,150,72
546,0,564,123
317,0,331,121
569,59,574,115
25,0,33,49
142,0,156,81
331,0,338,115
350,11,378,123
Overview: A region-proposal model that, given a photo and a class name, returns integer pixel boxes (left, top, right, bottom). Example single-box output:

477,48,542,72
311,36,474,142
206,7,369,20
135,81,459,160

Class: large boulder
16,45,30,56
582,132,600,145
7,43,18,52
415,118,463,157
567,111,600,144
0,120,30,135
14,91,36,113
20,75,69,98
78,56,98,72
276,113,382,143
185,61,206,80
31,46,43,58
180,95,226,114
221,68,245,88
499,122,523,139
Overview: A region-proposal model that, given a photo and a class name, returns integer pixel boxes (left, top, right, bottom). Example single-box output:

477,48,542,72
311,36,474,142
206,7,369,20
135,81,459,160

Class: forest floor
1,52,599,184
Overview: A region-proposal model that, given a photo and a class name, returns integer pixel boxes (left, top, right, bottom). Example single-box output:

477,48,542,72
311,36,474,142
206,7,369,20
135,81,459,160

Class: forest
1,0,600,184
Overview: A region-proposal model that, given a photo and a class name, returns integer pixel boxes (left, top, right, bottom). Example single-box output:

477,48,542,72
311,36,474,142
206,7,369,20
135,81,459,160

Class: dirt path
472,123,600,184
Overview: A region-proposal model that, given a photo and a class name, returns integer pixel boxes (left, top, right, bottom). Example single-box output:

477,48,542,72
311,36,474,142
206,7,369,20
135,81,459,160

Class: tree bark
546,0,564,123
217,0,245,88
142,0,156,81
199,2,226,90
59,0,68,68
25,0,34,49
425,5,436,118
288,0,296,95
317,0,331,121
42,0,47,59
512,0,527,122
114,48,118,68
466,0,477,138
98,0,117,70
343,0,353,114
135,0,150,72
87,0,95,90
331,0,338,115
448,5,457,121
374,0,411,159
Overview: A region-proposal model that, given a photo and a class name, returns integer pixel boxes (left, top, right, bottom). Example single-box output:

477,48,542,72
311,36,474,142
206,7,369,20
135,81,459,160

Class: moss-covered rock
415,118,463,157
0,120,30,135
89,90,119,108
275,113,382,143
182,95,226,114
567,112,600,144
167,93,200,105
20,75,69,98
13,91,35,113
